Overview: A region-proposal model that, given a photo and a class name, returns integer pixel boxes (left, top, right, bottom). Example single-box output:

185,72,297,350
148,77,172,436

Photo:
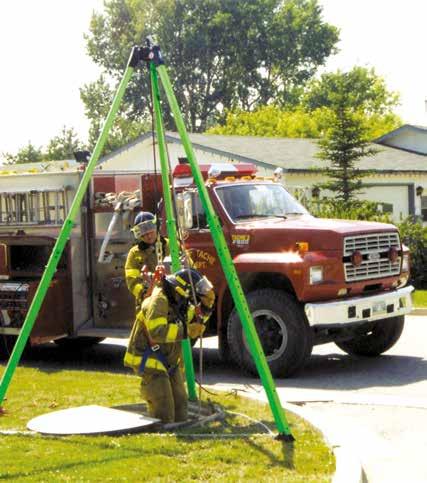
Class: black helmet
165,268,213,301
131,211,156,239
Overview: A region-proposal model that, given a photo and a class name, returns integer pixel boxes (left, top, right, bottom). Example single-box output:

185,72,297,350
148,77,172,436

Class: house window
421,197,427,222
379,203,393,214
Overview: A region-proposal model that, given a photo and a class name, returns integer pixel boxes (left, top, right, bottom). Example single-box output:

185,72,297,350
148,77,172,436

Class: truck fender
214,255,300,333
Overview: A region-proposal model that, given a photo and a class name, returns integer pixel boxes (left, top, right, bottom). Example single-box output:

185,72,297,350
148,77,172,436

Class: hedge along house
99,128,427,223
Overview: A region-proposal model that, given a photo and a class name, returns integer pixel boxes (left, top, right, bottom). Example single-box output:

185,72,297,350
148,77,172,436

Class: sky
320,0,427,124
0,0,426,160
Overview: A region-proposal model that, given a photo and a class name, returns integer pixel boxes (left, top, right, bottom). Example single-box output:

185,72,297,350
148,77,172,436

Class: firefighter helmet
131,211,156,240
165,268,213,301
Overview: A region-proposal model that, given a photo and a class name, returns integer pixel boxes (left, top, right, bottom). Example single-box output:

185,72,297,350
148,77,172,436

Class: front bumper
304,285,414,326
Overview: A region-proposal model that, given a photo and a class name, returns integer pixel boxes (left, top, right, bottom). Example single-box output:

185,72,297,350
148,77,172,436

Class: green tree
3,142,44,165
311,68,400,203
208,106,323,137
209,66,401,139
45,126,85,161
302,66,400,115
316,103,378,204
82,0,339,137
80,76,147,152
208,104,400,140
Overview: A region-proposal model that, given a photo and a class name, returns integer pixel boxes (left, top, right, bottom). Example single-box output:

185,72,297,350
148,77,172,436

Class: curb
213,386,365,483
280,402,365,483
410,308,427,316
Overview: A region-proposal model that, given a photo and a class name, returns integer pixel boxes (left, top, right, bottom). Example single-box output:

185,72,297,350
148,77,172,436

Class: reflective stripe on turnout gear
132,283,144,299
124,350,168,373
165,324,179,343
144,315,168,332
125,268,140,278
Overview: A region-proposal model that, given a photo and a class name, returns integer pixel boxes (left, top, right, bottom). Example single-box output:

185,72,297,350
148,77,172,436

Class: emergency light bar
172,163,257,180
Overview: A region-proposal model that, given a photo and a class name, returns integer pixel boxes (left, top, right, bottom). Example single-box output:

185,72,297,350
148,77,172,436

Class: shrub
304,198,392,223
397,217,427,287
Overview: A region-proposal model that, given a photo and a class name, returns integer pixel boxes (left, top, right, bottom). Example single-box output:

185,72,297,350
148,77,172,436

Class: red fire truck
0,160,413,376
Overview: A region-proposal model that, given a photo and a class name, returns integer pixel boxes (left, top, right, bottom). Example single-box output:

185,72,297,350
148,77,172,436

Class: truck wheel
335,316,405,356
54,336,105,350
227,289,313,378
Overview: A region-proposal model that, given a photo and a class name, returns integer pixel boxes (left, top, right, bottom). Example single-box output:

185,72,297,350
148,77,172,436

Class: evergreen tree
317,101,377,204
45,126,85,161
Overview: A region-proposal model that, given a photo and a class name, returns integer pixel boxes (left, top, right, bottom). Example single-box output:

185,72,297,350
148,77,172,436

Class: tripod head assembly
127,38,164,69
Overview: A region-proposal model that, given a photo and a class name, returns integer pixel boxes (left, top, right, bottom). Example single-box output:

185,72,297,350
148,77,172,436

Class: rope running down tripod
147,69,205,415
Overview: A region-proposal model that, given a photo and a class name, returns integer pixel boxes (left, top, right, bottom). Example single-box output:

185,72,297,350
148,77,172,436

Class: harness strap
139,345,177,376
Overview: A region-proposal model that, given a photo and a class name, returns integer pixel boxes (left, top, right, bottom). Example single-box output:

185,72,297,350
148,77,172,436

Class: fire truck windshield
215,183,308,222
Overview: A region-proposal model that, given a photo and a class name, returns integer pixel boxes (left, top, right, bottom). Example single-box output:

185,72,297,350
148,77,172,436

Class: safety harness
138,344,178,376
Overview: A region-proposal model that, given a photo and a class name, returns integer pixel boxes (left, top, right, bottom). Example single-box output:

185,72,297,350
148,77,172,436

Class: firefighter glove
187,322,206,339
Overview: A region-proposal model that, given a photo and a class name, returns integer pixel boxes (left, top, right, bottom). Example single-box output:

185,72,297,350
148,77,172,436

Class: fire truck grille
343,232,401,282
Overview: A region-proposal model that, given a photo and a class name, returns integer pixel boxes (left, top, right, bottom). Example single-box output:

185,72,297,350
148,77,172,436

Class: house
375,124,427,155
99,128,427,223
375,124,427,221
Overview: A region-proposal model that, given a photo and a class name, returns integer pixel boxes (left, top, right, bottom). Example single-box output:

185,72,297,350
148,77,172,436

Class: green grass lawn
413,289,427,308
0,365,335,482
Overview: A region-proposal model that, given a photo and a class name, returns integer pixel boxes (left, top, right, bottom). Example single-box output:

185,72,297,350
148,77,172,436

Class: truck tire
54,336,105,350
335,315,405,356
227,289,313,378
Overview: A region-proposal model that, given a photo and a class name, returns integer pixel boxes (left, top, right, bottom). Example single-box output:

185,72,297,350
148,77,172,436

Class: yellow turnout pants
140,368,187,424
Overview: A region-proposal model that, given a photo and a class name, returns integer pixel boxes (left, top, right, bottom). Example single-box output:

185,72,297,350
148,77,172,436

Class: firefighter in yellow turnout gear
124,268,215,423
125,212,170,311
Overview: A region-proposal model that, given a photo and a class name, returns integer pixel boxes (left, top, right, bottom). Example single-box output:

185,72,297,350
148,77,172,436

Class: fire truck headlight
401,254,410,273
309,266,324,284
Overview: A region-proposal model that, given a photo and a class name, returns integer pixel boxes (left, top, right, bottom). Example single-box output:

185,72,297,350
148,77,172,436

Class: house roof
375,124,427,145
100,131,427,173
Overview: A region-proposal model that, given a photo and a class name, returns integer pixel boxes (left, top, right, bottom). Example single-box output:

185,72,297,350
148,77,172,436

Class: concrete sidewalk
210,382,365,483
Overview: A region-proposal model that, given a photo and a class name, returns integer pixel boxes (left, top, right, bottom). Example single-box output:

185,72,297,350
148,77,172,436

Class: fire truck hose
98,210,121,263
97,190,141,264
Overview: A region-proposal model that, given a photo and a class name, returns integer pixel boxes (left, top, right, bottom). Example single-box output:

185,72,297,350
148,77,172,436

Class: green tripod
0,39,294,440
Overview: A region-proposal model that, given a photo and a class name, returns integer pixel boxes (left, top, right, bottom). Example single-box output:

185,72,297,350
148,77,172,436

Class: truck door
178,190,229,288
